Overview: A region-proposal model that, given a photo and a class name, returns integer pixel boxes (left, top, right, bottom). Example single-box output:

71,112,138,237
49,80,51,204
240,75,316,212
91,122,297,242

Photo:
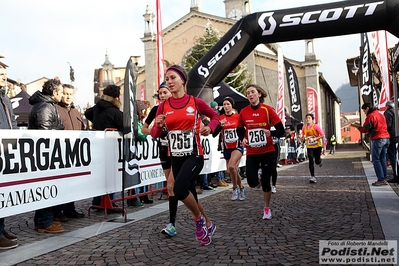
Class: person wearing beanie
210,101,219,114
384,100,398,183
85,84,123,207
151,64,219,246
212,96,246,200
142,82,178,233
85,84,123,131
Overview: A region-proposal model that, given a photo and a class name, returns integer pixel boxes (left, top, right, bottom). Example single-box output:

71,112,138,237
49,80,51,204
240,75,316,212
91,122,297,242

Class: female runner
213,97,245,201
142,82,178,236
237,84,284,220
151,65,219,245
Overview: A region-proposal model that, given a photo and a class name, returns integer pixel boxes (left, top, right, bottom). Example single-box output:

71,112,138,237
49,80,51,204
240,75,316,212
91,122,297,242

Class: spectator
329,134,336,155
55,84,85,219
358,103,390,186
285,126,298,164
29,78,65,233
200,174,215,191
384,101,398,183
135,100,153,204
85,85,123,207
0,64,19,249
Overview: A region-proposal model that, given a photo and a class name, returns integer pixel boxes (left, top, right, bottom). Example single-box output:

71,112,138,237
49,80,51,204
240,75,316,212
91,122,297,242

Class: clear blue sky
2,0,398,108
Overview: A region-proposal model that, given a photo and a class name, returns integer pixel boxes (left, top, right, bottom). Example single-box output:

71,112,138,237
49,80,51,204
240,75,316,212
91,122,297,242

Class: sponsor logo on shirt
186,106,195,116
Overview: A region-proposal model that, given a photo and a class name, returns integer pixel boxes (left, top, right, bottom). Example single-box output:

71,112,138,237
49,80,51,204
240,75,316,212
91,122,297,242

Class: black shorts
171,155,204,201
159,148,171,170
223,147,244,160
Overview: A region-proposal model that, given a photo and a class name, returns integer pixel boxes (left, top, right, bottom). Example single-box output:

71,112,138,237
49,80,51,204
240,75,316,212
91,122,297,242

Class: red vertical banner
140,84,145,101
156,0,165,89
306,87,319,124
276,47,285,126
371,30,391,110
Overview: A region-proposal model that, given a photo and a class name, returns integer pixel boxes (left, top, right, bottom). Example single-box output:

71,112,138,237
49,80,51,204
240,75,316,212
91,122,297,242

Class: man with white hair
384,100,399,183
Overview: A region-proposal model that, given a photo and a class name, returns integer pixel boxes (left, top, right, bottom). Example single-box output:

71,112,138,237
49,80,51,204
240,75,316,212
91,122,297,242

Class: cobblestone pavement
2,144,396,265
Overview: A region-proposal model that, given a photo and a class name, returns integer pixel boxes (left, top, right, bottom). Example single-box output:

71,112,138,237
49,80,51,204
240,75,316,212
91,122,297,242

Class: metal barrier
88,182,168,219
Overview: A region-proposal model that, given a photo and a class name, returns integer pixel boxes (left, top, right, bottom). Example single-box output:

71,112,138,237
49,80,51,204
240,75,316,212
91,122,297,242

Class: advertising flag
123,58,140,188
360,32,379,106
306,87,319,124
371,30,391,109
156,0,165,89
284,60,302,122
276,47,285,126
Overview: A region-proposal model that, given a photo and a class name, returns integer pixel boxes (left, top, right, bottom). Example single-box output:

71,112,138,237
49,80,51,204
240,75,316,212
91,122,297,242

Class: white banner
0,130,245,218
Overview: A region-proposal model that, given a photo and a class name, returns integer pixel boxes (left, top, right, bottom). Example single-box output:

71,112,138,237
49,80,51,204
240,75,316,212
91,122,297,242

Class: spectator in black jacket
85,85,122,206
29,78,65,233
85,85,123,131
0,64,19,250
384,101,398,183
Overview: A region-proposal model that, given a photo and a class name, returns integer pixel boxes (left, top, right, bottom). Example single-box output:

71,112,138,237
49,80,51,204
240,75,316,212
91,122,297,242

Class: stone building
92,0,341,141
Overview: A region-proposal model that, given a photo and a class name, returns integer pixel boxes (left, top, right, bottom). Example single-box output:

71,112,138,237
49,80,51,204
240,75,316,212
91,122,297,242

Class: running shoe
200,221,216,246
239,187,246,201
231,187,239,201
194,215,207,241
309,176,317,183
271,186,277,194
262,207,272,220
161,223,177,237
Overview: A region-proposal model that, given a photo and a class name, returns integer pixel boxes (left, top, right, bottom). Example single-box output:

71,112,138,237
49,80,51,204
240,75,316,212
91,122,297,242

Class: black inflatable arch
187,0,399,102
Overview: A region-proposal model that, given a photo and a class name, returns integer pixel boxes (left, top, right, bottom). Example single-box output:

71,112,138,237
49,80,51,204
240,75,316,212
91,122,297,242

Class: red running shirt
163,95,203,156
220,113,240,150
238,103,281,155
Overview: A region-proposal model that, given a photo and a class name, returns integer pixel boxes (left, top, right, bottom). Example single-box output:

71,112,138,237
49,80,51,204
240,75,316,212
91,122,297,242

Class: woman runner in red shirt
150,65,219,245
213,97,246,201
237,84,284,220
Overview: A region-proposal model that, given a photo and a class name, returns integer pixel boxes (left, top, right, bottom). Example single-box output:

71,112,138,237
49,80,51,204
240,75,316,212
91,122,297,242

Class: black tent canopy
10,90,31,126
213,81,249,112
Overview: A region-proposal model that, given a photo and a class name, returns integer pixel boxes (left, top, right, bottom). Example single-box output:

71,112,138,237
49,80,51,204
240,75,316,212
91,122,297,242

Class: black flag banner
284,60,302,122
123,58,140,188
187,0,399,102
360,33,379,106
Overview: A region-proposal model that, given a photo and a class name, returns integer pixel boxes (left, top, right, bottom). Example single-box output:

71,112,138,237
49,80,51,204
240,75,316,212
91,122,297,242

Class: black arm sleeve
145,106,158,125
212,124,222,137
271,122,285,138
237,126,245,141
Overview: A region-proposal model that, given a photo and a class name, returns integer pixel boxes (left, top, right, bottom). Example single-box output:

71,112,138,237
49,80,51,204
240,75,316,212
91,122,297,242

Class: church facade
92,0,341,142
